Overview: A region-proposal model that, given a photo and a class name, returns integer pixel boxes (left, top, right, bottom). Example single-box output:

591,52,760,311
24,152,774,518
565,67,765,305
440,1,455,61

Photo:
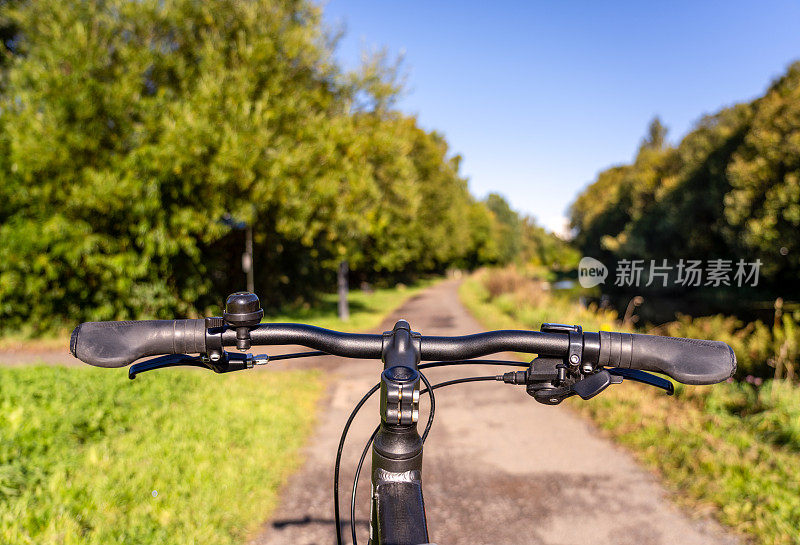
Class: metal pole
245,225,254,293
338,260,349,321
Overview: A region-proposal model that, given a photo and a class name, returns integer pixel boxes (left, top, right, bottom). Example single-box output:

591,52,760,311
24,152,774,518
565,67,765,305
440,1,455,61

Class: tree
0,0,368,327
725,62,800,283
640,116,668,151
569,61,800,300
520,217,580,270
0,0,525,332
484,193,523,265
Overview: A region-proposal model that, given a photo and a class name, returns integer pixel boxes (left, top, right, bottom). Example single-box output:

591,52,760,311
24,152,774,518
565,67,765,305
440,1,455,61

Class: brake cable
351,424,380,544
419,359,528,370
335,360,521,545
334,385,379,545
349,374,502,545
268,350,329,361
333,359,525,545
335,370,436,545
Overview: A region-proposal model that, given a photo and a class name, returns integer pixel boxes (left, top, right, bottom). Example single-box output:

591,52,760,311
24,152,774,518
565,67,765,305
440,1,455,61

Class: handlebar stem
371,320,429,542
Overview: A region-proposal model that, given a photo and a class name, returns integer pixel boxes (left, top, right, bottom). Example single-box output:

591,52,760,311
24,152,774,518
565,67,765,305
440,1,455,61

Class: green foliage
0,0,522,334
726,65,800,283
459,268,622,334
466,193,575,270
569,61,800,295
484,193,523,265
639,116,668,151
520,218,580,270
0,366,322,544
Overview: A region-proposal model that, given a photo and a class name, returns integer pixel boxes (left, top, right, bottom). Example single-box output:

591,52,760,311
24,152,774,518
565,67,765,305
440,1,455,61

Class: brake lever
129,354,211,379
607,368,675,395
128,352,269,379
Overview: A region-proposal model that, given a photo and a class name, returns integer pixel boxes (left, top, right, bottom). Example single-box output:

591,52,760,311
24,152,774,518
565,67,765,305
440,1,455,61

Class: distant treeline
0,0,563,332
570,62,800,309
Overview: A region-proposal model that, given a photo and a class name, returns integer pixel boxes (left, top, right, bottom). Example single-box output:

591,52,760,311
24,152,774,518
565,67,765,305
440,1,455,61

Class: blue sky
322,0,800,234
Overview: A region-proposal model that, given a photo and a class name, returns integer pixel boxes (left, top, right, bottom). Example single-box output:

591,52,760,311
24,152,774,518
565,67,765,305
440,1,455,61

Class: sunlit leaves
570,62,800,291
0,0,523,332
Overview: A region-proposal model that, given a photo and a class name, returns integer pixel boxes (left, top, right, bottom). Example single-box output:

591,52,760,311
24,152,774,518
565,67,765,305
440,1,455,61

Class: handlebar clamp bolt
569,354,580,365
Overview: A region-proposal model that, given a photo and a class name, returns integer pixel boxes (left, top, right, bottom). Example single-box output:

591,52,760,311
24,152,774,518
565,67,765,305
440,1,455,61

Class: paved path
250,279,738,545
0,350,74,366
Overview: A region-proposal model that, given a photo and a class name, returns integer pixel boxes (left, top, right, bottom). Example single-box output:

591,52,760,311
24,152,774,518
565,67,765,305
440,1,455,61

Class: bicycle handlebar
70,320,570,366
242,324,574,360
70,319,736,385
70,319,207,369
598,331,736,385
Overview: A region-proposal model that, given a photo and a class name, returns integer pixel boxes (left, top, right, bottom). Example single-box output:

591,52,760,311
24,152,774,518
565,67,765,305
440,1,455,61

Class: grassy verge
0,277,442,544
573,378,800,543
458,268,619,333
460,269,800,545
267,277,439,332
0,366,323,545
0,277,440,353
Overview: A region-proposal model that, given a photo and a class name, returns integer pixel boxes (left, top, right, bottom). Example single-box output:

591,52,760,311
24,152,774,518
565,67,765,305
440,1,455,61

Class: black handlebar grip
598,331,736,385
70,319,207,368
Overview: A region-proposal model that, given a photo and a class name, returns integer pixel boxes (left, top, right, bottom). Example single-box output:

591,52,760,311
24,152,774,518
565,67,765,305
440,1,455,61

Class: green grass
573,380,800,544
0,278,441,544
1,278,441,353
458,275,521,330
460,269,800,545
0,366,323,545
458,268,621,333
267,277,440,331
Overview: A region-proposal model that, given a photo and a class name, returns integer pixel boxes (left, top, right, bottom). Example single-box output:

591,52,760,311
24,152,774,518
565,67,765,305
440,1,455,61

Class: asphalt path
250,279,739,545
